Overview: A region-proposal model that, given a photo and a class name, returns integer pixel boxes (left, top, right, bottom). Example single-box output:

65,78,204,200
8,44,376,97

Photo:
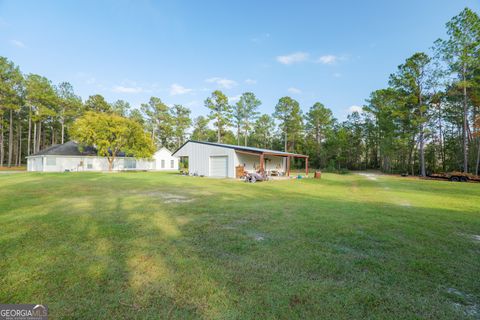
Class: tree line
1,8,479,175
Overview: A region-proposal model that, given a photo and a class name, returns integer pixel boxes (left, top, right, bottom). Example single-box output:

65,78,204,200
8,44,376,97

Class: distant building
26,141,178,172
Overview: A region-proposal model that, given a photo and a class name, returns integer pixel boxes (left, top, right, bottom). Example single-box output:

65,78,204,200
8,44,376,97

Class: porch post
286,156,290,176
260,153,265,172
305,157,309,176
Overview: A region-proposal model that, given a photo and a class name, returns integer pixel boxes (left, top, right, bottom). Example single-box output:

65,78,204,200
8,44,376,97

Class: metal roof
172,140,307,157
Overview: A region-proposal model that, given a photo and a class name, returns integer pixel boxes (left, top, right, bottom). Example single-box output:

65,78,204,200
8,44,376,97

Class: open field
0,172,479,319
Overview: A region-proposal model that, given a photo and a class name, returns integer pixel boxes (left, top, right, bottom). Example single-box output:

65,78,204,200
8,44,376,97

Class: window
46,157,56,166
86,159,93,169
124,159,136,169
170,160,174,168
161,160,165,168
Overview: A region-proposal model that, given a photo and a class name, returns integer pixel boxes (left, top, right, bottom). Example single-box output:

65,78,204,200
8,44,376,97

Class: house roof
28,141,97,157
29,141,177,158
172,140,308,157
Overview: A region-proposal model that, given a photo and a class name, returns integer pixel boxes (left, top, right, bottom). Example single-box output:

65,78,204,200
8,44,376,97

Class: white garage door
210,156,228,177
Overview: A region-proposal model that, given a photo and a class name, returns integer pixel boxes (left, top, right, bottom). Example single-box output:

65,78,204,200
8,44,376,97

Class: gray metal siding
174,142,236,177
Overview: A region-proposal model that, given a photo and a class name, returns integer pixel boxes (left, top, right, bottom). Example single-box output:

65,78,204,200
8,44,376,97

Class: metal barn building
172,140,308,178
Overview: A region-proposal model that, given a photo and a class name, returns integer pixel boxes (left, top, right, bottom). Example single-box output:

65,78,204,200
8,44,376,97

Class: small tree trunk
8,109,13,167
462,64,468,173
108,155,115,171
437,105,445,172
419,121,425,176
0,114,4,166
61,119,65,144
244,127,248,146
17,120,22,166
42,127,46,149
27,110,32,156
33,122,37,155
284,130,288,152
237,124,240,145
38,121,43,152
476,137,480,176
12,120,18,167
51,123,55,145
419,93,426,177
407,133,416,175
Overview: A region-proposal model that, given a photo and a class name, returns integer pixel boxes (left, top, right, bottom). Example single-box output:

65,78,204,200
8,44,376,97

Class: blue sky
1,0,479,121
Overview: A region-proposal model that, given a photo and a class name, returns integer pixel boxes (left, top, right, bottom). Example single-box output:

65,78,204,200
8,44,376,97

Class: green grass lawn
1,172,479,319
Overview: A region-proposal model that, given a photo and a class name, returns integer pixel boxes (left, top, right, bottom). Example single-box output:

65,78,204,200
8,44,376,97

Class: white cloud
316,55,338,65
348,105,363,113
205,77,238,89
287,87,302,94
251,33,270,43
276,52,309,65
10,40,26,48
228,94,242,103
169,83,192,95
112,86,143,94
245,78,257,85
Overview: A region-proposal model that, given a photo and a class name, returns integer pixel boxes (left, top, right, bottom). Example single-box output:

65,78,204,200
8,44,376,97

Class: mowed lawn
0,172,479,319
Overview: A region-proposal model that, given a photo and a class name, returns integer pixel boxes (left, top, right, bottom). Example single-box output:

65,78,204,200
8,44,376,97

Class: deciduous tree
70,112,154,171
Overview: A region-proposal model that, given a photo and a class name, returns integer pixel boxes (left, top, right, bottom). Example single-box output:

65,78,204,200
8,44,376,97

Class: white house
153,147,179,170
172,140,308,178
27,141,178,172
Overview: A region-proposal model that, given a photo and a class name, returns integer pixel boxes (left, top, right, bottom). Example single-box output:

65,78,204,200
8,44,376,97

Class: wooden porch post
260,153,265,172
305,157,309,176
286,156,290,176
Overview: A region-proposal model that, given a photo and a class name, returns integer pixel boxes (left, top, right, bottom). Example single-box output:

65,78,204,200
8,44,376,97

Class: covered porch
235,149,309,178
